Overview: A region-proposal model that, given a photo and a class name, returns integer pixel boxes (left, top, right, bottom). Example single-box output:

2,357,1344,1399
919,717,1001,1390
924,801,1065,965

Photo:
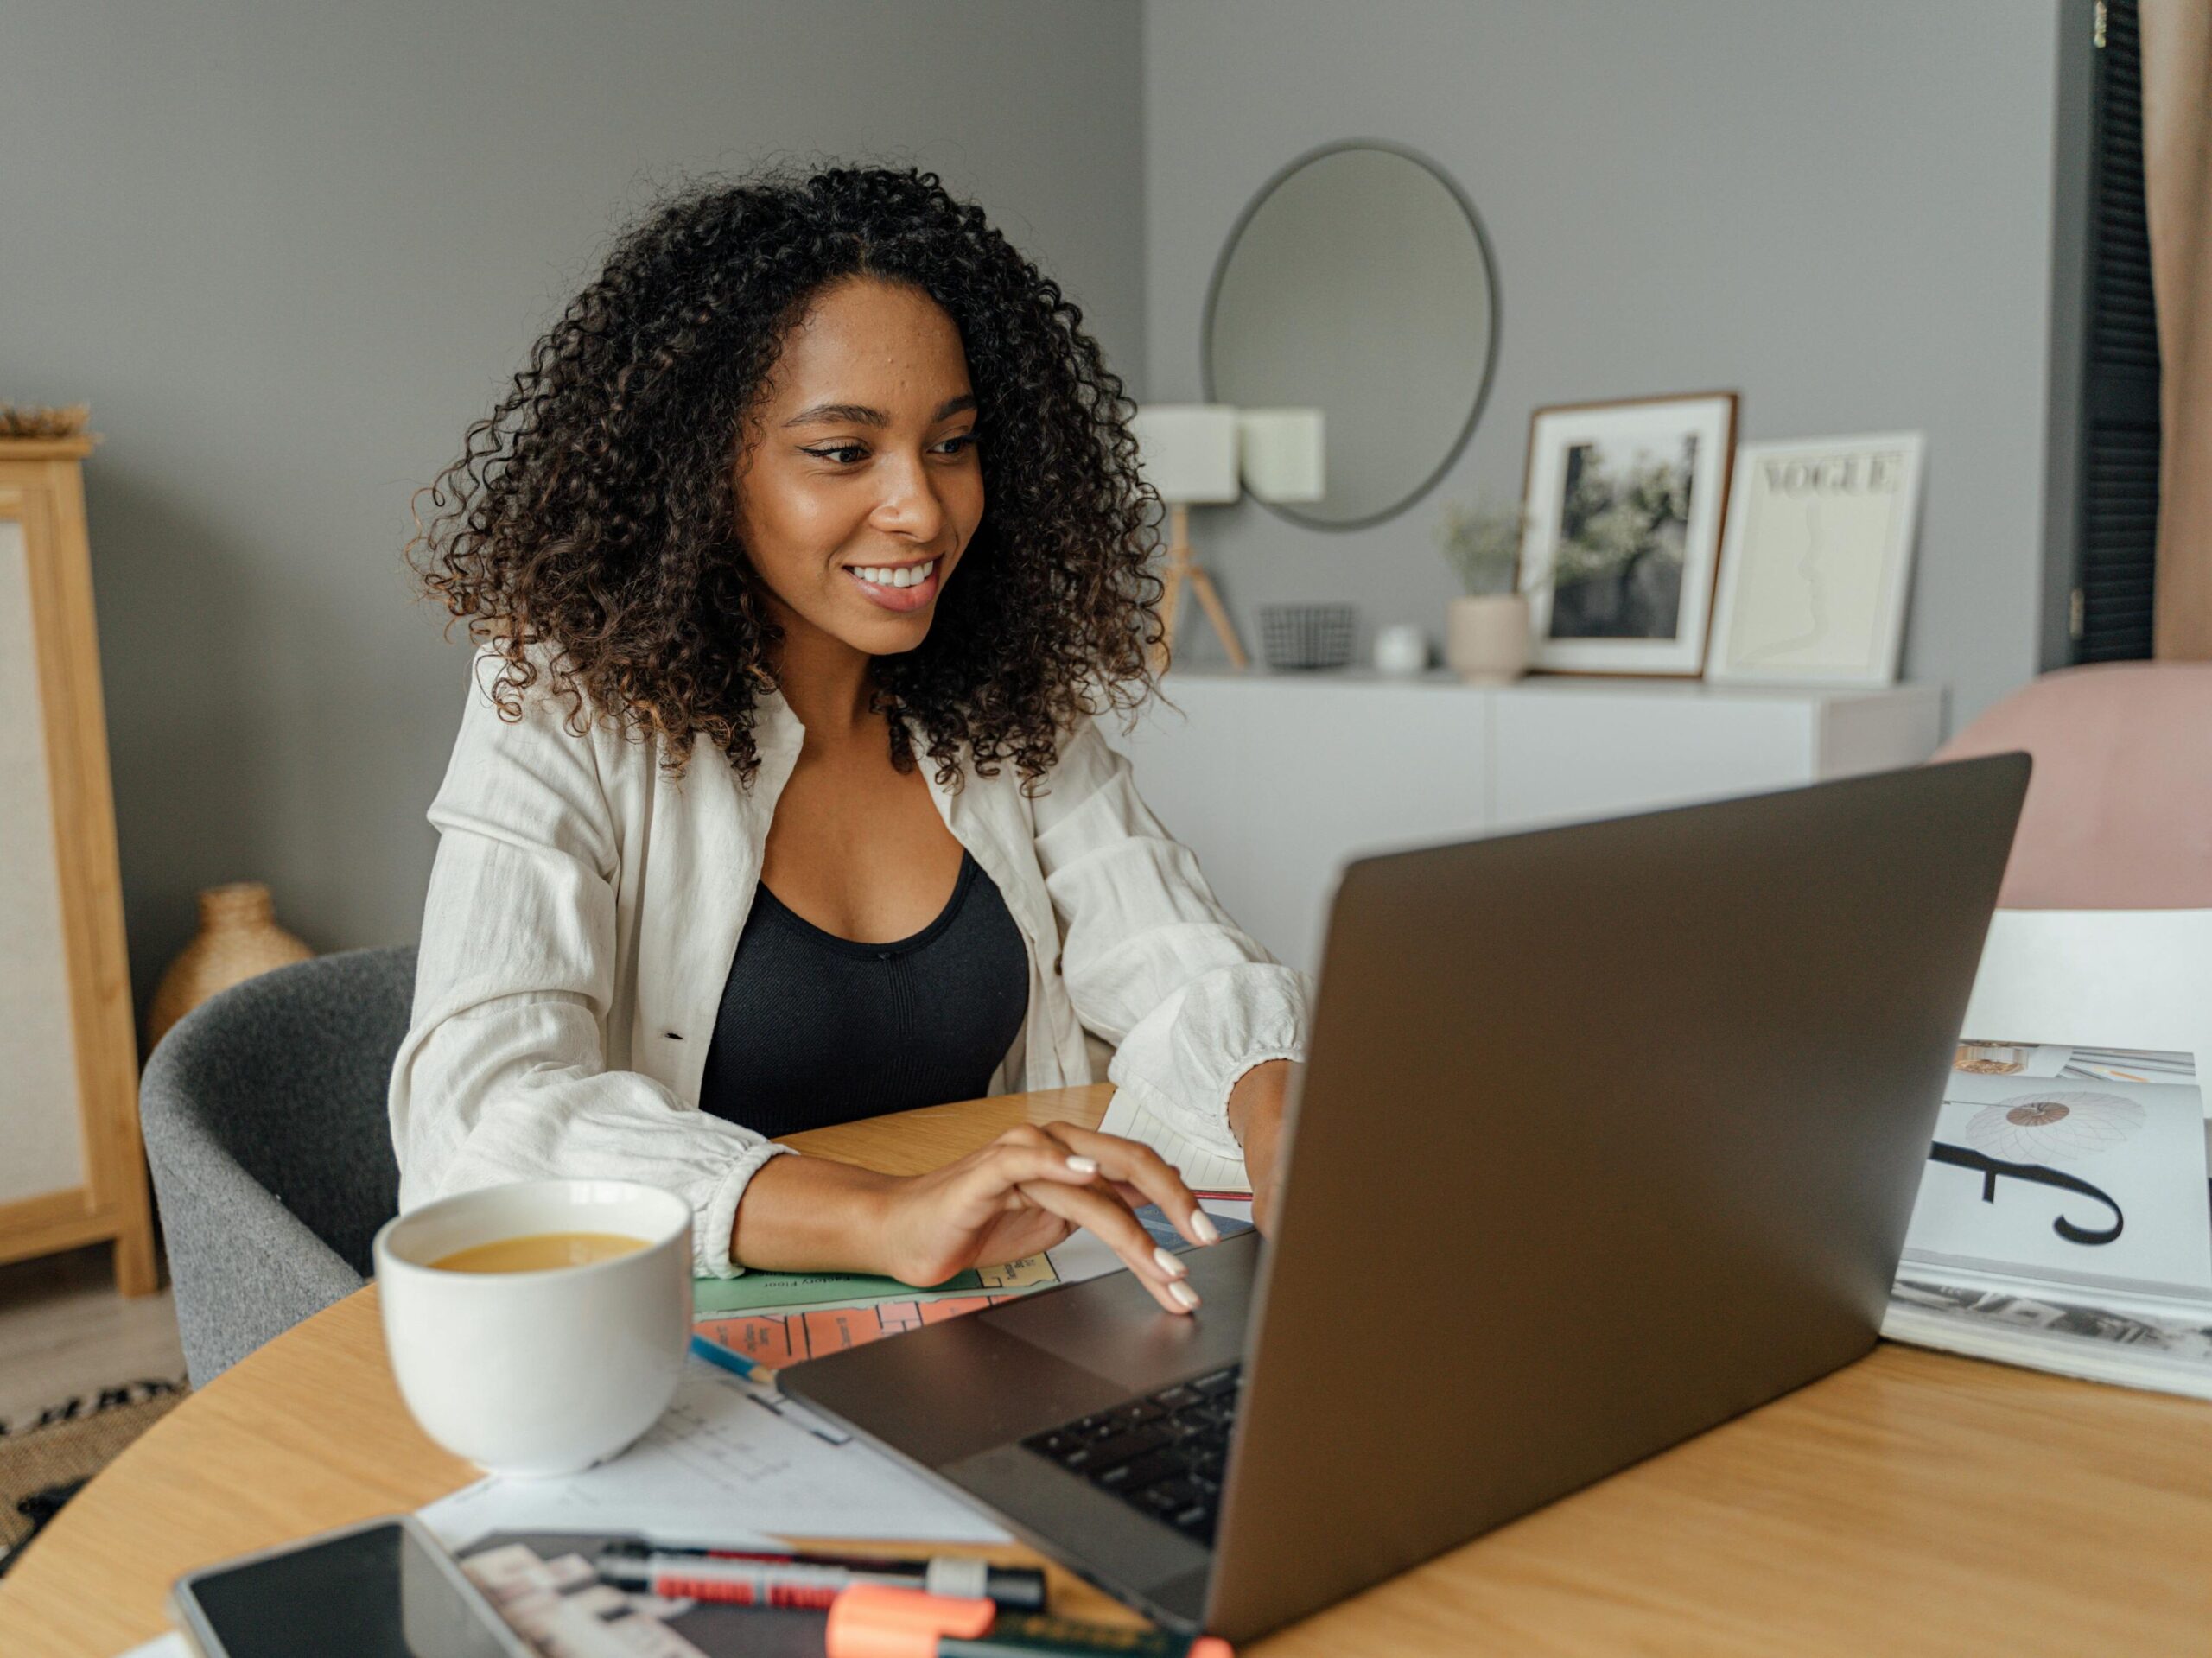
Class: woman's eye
802,435,973,465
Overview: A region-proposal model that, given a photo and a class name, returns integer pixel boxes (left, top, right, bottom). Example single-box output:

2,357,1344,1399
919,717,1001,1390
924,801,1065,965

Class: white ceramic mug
372,1179,692,1477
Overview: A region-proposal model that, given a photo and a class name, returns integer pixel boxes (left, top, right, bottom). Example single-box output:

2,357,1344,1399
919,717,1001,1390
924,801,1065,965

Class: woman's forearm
1228,1058,1295,1230
728,1124,1205,1311
729,1153,896,1274
1228,1058,1292,1153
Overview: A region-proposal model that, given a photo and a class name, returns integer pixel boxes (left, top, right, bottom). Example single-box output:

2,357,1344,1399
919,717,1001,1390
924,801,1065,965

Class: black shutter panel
2075,0,2162,663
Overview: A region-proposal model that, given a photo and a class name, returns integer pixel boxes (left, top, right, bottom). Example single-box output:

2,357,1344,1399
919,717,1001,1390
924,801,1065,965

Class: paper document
421,1356,1009,1549
1096,1090,1251,1194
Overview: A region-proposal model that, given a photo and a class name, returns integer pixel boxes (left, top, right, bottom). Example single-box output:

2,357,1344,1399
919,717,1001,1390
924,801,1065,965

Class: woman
392,166,1309,1315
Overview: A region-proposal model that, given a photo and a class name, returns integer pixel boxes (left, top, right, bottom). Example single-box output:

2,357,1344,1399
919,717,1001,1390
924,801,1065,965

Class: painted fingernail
1167,1280,1201,1310
1190,1210,1221,1245
1153,1246,1188,1280
1065,1155,1100,1175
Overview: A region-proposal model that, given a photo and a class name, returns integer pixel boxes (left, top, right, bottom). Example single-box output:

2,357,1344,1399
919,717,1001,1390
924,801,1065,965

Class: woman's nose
871,453,948,543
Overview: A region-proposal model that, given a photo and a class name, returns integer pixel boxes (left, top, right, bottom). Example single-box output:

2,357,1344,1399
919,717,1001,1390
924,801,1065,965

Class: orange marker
826,1583,1232,1658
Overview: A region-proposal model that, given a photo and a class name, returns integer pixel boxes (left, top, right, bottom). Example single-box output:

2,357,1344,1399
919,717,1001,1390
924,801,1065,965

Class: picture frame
1518,391,1738,676
1706,432,1927,687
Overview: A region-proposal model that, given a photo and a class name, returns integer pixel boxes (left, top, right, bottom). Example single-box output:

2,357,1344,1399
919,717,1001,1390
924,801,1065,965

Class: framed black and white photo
1518,391,1738,675
1707,432,1926,687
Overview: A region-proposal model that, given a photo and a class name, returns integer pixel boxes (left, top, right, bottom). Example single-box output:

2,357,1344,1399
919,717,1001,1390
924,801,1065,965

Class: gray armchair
140,946,413,1385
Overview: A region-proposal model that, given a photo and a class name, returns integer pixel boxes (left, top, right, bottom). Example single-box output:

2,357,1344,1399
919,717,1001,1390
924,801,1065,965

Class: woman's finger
925,1138,1128,1235
1033,1122,1217,1248
1014,1178,1201,1315
950,1139,1122,1212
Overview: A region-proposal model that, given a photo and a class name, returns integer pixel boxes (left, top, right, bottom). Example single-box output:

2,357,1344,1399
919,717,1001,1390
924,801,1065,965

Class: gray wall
1144,0,2073,726
3,0,2093,1011
1,1,1145,1013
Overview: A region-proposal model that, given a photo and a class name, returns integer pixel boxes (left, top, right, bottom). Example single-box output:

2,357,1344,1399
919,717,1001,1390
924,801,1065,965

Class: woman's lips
845,558,940,613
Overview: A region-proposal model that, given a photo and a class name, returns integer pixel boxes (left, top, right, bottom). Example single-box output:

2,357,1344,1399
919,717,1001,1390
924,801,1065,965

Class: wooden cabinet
1110,670,1943,975
0,437,156,1293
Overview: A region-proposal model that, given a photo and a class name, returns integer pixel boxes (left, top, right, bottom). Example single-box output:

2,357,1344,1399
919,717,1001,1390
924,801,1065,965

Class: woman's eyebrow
783,393,977,429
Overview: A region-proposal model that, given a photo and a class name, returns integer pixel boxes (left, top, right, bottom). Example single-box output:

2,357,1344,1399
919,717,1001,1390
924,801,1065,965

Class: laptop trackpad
989,1231,1259,1391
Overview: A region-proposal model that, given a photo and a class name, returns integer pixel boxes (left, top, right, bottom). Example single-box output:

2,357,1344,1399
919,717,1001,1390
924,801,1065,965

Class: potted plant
1435,496,1531,683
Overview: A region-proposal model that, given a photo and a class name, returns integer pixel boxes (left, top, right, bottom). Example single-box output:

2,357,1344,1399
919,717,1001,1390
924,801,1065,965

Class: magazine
692,1201,1255,1377
1883,1042,2212,1400
457,1531,829,1658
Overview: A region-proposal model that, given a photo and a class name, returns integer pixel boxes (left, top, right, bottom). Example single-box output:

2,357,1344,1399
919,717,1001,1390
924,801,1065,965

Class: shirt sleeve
387,653,790,1278
1028,717,1314,1159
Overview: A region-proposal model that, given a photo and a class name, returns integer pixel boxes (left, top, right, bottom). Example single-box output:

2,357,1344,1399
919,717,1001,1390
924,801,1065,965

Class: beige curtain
2141,1,2212,657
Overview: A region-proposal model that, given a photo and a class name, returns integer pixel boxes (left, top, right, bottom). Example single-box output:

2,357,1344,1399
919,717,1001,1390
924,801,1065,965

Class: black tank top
697,851,1031,1139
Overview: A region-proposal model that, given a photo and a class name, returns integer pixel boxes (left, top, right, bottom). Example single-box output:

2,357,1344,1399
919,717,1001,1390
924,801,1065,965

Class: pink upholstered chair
1934,663,2212,909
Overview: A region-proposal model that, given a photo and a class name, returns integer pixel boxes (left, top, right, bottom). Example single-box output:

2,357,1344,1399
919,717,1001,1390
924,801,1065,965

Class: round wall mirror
1204,142,1498,530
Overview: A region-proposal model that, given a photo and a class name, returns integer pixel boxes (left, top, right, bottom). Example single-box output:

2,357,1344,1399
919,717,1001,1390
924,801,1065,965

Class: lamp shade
1131,404,1241,505
1238,409,1325,503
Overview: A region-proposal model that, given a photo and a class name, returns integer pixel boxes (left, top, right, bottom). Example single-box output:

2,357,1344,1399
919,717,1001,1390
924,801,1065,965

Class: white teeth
852,561,934,589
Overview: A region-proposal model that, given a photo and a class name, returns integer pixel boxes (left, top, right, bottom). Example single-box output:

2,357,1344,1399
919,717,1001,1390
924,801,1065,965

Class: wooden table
3,1083,2210,1656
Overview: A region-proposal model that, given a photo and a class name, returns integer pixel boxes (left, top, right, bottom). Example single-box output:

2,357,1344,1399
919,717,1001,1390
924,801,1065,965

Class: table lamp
1132,403,1248,670
1237,408,1326,507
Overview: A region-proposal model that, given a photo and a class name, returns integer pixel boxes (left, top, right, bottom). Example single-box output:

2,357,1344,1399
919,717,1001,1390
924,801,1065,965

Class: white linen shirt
389,651,1313,1276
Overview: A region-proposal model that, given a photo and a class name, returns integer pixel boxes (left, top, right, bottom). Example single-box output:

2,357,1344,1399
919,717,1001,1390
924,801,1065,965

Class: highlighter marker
825,1583,1232,1658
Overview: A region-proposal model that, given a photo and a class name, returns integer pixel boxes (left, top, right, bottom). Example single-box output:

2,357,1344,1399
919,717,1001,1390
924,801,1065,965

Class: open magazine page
1884,1045,2212,1399
1902,1070,2211,1301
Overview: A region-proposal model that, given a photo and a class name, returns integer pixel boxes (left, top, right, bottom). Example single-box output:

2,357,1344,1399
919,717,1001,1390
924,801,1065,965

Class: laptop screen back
1206,756,2027,1641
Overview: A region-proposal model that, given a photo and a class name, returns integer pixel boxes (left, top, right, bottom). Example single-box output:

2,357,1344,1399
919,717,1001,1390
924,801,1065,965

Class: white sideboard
1108,670,1945,975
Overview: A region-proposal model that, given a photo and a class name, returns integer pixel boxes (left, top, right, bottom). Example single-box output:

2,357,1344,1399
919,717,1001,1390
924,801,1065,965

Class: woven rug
0,1379,188,1575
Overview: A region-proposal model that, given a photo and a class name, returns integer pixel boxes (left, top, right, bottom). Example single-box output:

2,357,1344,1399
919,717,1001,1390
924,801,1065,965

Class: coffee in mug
431,1232,647,1274
373,1179,692,1477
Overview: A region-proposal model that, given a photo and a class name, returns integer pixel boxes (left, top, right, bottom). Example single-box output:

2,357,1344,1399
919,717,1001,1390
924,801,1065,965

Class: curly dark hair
409,163,1161,788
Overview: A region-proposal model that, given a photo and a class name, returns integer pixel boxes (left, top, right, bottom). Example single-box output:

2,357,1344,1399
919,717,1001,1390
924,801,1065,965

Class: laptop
781,756,2030,1642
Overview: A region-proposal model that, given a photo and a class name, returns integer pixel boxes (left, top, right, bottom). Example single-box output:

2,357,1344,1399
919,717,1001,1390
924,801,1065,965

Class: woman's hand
733,1122,1221,1315
1228,1059,1298,1234
871,1121,1218,1314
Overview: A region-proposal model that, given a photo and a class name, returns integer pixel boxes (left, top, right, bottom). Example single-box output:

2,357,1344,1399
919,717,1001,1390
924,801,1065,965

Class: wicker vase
145,882,313,1052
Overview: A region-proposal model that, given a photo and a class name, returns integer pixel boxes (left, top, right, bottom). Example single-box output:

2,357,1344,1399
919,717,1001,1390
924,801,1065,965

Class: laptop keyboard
1020,1363,1243,1545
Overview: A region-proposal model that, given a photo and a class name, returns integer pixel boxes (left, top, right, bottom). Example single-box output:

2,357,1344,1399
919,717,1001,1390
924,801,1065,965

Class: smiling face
733,276,985,662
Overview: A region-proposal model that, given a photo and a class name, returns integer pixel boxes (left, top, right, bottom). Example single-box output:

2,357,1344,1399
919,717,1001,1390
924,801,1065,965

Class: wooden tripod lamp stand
1133,404,1248,671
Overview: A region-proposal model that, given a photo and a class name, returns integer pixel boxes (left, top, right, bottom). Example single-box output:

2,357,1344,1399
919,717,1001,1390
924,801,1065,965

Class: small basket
1259,604,1356,672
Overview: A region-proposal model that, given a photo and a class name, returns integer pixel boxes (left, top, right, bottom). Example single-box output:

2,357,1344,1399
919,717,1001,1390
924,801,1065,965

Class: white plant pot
1446,594,1530,684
